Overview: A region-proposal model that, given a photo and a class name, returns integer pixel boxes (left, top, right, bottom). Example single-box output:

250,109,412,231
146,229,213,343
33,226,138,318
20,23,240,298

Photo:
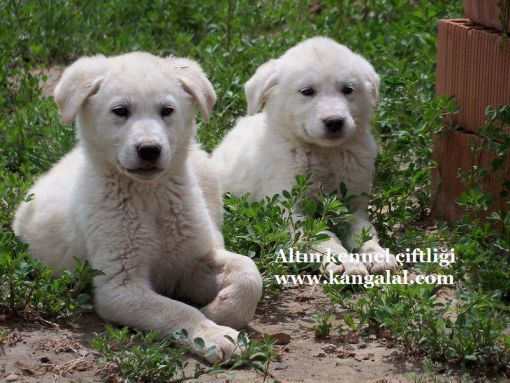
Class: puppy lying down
213,37,398,276
13,52,262,362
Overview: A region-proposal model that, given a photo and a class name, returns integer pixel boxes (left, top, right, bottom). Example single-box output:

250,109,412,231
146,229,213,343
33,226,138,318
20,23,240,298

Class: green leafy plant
326,106,510,376
91,326,278,383
0,231,101,320
453,106,510,299
226,331,279,381
91,326,213,383
312,313,333,339
223,174,353,294
342,313,357,332
327,284,509,373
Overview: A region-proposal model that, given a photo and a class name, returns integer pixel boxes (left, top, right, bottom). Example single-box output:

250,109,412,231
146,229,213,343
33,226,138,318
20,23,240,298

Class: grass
1,0,509,380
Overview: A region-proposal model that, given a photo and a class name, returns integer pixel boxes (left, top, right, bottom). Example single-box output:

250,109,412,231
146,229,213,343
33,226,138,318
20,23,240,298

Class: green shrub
223,174,354,294
0,231,101,320
90,326,278,383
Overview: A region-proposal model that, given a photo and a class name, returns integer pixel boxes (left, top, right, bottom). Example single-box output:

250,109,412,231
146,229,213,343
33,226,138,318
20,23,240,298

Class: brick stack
431,0,510,222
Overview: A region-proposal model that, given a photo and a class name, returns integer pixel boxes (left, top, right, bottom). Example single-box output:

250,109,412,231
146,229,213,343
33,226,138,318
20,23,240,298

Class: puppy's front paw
361,244,399,274
193,323,241,364
323,245,369,276
326,260,368,276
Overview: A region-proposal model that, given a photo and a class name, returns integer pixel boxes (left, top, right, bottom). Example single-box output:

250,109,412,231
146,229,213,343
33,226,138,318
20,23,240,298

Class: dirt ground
0,285,464,383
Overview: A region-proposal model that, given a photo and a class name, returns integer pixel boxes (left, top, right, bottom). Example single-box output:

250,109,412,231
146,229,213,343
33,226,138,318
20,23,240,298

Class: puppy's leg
189,148,224,227
94,275,239,363
179,249,262,330
188,148,225,247
288,211,368,276
201,250,262,329
347,209,399,274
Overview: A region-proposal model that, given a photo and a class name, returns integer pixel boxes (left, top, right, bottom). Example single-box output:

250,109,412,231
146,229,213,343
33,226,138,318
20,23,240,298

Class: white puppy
212,37,398,275
13,52,262,362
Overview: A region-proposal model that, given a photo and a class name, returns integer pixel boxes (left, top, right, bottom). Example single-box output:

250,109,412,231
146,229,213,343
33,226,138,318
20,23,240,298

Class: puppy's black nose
324,117,345,133
137,143,161,161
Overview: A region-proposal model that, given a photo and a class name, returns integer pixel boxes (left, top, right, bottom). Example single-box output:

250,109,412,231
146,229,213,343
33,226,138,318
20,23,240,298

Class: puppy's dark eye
161,105,174,117
342,85,354,95
299,87,316,97
112,106,129,117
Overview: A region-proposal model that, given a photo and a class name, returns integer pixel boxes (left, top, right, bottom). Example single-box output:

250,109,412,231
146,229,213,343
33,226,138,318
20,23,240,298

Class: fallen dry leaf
344,331,360,344
322,344,337,354
336,350,356,359
295,296,313,302
5,330,22,346
257,332,291,345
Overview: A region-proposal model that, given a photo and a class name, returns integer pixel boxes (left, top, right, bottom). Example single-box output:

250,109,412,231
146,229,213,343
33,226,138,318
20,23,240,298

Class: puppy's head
54,52,216,182
245,37,379,147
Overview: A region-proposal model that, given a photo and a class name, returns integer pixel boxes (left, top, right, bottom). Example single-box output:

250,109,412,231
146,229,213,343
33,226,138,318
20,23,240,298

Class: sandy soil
0,314,105,382
0,285,448,383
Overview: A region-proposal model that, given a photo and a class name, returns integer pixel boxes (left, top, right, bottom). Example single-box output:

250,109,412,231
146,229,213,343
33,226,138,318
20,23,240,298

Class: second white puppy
212,37,398,275
13,52,262,362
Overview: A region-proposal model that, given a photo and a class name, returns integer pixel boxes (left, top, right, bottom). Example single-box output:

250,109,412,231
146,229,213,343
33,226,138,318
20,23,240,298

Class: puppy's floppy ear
171,56,217,122
54,55,107,123
244,59,279,115
362,61,380,108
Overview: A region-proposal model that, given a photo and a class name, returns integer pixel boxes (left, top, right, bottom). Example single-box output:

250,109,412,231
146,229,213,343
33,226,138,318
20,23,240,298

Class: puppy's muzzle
323,117,345,134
